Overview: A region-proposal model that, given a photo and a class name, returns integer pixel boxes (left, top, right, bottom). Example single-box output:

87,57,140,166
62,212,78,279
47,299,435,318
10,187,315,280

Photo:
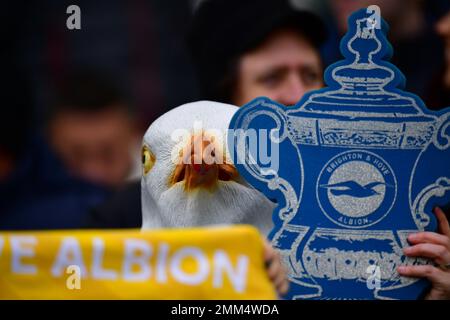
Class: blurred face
233,29,323,107
437,11,450,88
49,107,136,188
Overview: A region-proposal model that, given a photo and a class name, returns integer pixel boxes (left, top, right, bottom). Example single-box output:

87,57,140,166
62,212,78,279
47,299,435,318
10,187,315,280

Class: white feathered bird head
141,101,274,235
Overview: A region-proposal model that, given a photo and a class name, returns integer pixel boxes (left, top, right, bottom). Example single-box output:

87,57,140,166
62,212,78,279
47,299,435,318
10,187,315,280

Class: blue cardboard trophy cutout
228,8,450,299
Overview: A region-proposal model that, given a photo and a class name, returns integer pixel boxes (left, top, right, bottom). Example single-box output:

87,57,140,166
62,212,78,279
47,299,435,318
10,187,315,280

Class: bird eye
142,145,155,175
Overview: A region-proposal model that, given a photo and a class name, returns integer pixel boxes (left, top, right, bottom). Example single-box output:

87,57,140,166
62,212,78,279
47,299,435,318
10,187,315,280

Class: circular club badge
317,150,397,228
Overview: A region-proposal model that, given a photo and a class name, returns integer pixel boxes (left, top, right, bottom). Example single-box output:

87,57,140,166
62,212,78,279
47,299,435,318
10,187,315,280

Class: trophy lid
289,9,434,123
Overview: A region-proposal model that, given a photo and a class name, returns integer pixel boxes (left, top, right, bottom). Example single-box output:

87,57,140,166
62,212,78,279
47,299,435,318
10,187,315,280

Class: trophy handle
230,98,300,222
433,113,450,150
411,177,450,230
413,114,450,230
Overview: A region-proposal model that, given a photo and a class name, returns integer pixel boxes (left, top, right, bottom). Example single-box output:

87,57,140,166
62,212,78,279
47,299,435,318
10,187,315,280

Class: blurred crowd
1,0,450,230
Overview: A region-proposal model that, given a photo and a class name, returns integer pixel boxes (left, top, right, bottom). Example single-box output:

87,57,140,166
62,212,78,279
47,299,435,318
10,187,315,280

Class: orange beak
170,132,238,191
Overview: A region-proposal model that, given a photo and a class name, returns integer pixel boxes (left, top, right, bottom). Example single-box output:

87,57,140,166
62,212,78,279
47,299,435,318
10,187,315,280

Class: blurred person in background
47,70,141,189
6,0,180,229
1,4,112,230
427,9,450,109
0,68,108,230
438,11,450,92
87,0,327,228
189,0,326,107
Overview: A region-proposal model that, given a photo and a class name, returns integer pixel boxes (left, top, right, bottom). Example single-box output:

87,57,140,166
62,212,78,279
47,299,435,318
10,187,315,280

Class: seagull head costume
141,101,275,235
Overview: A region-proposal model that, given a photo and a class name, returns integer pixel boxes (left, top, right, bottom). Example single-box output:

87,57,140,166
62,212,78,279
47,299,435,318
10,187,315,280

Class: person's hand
397,207,450,300
263,239,289,296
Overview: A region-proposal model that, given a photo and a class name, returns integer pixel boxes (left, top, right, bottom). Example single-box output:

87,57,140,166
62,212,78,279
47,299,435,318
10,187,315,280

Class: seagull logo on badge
320,181,391,198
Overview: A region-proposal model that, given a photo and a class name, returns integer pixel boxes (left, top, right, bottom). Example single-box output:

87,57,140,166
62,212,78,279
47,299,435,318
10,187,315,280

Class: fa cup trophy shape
228,9,450,299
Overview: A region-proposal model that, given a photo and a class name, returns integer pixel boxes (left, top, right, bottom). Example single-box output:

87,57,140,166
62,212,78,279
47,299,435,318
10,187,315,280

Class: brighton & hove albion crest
317,150,397,229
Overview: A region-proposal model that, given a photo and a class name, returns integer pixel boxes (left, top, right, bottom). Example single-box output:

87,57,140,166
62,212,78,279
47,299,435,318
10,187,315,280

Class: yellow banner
0,225,276,299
